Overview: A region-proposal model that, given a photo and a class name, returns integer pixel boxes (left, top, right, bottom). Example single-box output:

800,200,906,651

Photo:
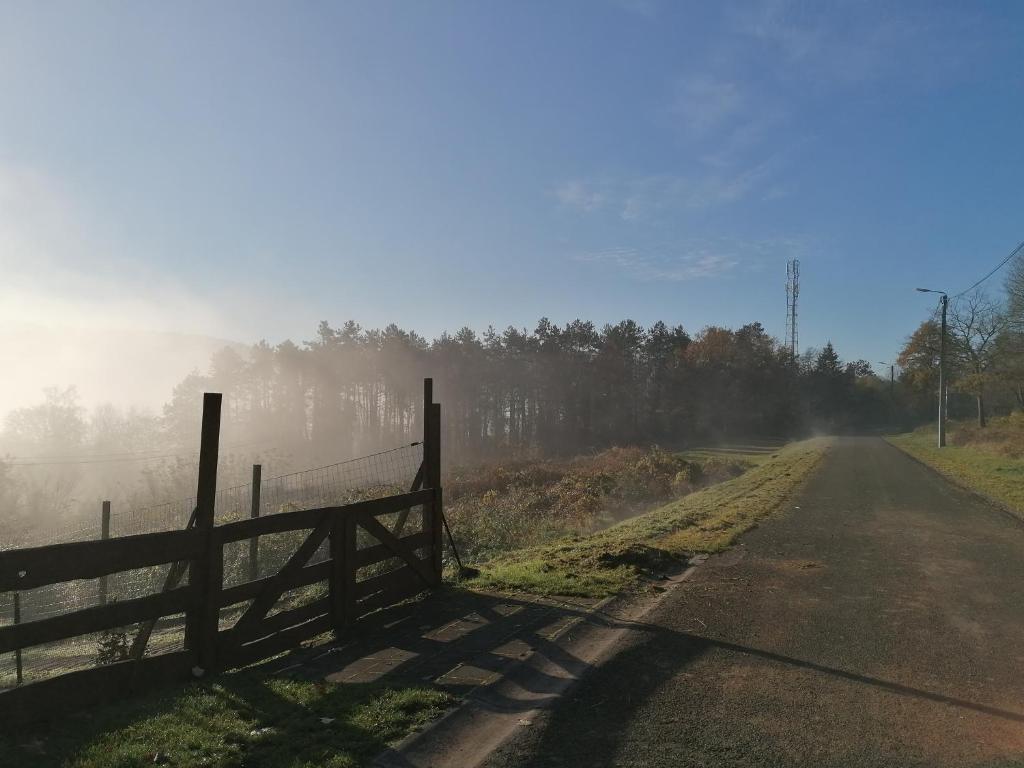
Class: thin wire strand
953,240,1024,299
4,435,294,466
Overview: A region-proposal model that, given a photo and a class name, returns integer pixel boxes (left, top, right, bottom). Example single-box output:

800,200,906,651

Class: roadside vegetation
888,417,1024,514
466,439,829,597
445,444,769,563
1,673,451,768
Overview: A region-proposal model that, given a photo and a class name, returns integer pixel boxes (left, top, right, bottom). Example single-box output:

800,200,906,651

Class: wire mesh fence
0,442,423,688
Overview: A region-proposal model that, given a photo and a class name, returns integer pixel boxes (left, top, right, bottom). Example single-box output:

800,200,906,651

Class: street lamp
876,361,895,399
916,288,948,447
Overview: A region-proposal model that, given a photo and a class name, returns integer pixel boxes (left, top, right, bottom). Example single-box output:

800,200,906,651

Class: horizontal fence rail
0,378,445,724
0,529,207,593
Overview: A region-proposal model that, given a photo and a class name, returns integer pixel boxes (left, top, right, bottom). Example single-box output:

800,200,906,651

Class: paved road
484,437,1024,768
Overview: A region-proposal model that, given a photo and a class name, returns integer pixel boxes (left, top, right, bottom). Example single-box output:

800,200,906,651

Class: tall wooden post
98,500,111,605
421,378,434,539
249,465,261,583
13,592,22,686
185,393,222,676
428,401,443,585
423,377,433,446
392,380,432,537
421,378,433,487
331,513,357,633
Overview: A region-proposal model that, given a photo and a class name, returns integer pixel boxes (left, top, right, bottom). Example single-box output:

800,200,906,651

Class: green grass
1,672,452,768
676,445,782,468
888,428,1024,514
466,438,829,597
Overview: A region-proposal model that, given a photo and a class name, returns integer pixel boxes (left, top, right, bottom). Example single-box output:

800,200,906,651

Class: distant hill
0,324,248,417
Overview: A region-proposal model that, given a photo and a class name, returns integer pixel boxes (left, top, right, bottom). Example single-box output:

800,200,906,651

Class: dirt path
482,437,1024,768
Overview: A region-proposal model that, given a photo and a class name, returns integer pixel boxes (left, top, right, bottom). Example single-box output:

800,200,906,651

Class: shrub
445,445,753,564
699,456,750,484
550,472,610,522
96,626,131,665
614,447,687,501
671,462,703,495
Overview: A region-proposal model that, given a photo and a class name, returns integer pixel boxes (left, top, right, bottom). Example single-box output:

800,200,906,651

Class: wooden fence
0,379,444,721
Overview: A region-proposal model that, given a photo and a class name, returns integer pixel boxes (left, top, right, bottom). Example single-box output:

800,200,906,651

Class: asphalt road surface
483,437,1024,768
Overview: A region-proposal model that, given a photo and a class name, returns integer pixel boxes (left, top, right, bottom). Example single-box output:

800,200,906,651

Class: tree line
156,318,889,463
0,316,894,533
898,254,1024,427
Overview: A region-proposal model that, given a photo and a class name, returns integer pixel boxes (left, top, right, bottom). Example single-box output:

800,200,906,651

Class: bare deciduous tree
948,291,1007,427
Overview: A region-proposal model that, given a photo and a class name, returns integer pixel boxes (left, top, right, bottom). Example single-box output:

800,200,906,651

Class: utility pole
917,288,948,448
877,361,896,400
938,293,948,448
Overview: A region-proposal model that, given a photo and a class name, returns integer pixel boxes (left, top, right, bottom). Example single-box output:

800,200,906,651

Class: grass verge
887,428,1024,515
0,672,452,768
466,438,830,597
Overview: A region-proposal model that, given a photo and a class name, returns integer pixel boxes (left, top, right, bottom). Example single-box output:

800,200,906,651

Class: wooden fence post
249,465,261,583
98,501,111,606
13,592,22,686
198,533,223,675
428,402,443,585
391,379,432,538
423,377,433,444
330,513,357,633
421,377,434,499
185,393,222,676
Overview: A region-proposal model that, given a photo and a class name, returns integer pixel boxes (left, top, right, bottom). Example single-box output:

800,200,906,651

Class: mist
0,316,894,549
0,324,247,419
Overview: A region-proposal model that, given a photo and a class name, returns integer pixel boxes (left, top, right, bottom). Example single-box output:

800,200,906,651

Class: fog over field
0,324,246,420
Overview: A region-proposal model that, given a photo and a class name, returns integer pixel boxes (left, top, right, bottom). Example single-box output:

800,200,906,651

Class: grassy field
1,672,451,768
888,422,1024,515
467,438,830,597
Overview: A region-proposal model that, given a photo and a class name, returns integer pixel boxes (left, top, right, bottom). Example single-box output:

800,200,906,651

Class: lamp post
876,361,895,399
916,288,948,447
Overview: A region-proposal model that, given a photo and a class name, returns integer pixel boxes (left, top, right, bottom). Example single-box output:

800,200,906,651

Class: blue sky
1,0,1022,374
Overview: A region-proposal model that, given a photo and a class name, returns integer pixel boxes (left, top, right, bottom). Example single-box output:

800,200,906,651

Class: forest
0,317,891,537
159,318,892,460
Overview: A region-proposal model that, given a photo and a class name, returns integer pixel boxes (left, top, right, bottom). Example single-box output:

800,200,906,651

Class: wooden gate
0,379,445,721
189,382,444,675
207,487,440,672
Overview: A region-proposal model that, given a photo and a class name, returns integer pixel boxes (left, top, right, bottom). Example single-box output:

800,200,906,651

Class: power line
7,452,195,467
953,240,1024,299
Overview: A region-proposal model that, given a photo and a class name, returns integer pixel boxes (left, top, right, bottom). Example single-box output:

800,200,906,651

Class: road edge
373,556,708,768
882,437,1024,528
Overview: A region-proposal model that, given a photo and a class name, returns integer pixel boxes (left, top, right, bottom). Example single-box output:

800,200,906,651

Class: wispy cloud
552,179,608,213
576,246,737,281
729,0,983,87
573,237,804,282
732,0,824,63
555,150,784,222
670,75,743,138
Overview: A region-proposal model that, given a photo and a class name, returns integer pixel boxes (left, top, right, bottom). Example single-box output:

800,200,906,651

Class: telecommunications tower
785,259,800,360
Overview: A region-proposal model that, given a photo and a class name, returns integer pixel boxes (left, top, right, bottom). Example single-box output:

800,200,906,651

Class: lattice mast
785,259,800,360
